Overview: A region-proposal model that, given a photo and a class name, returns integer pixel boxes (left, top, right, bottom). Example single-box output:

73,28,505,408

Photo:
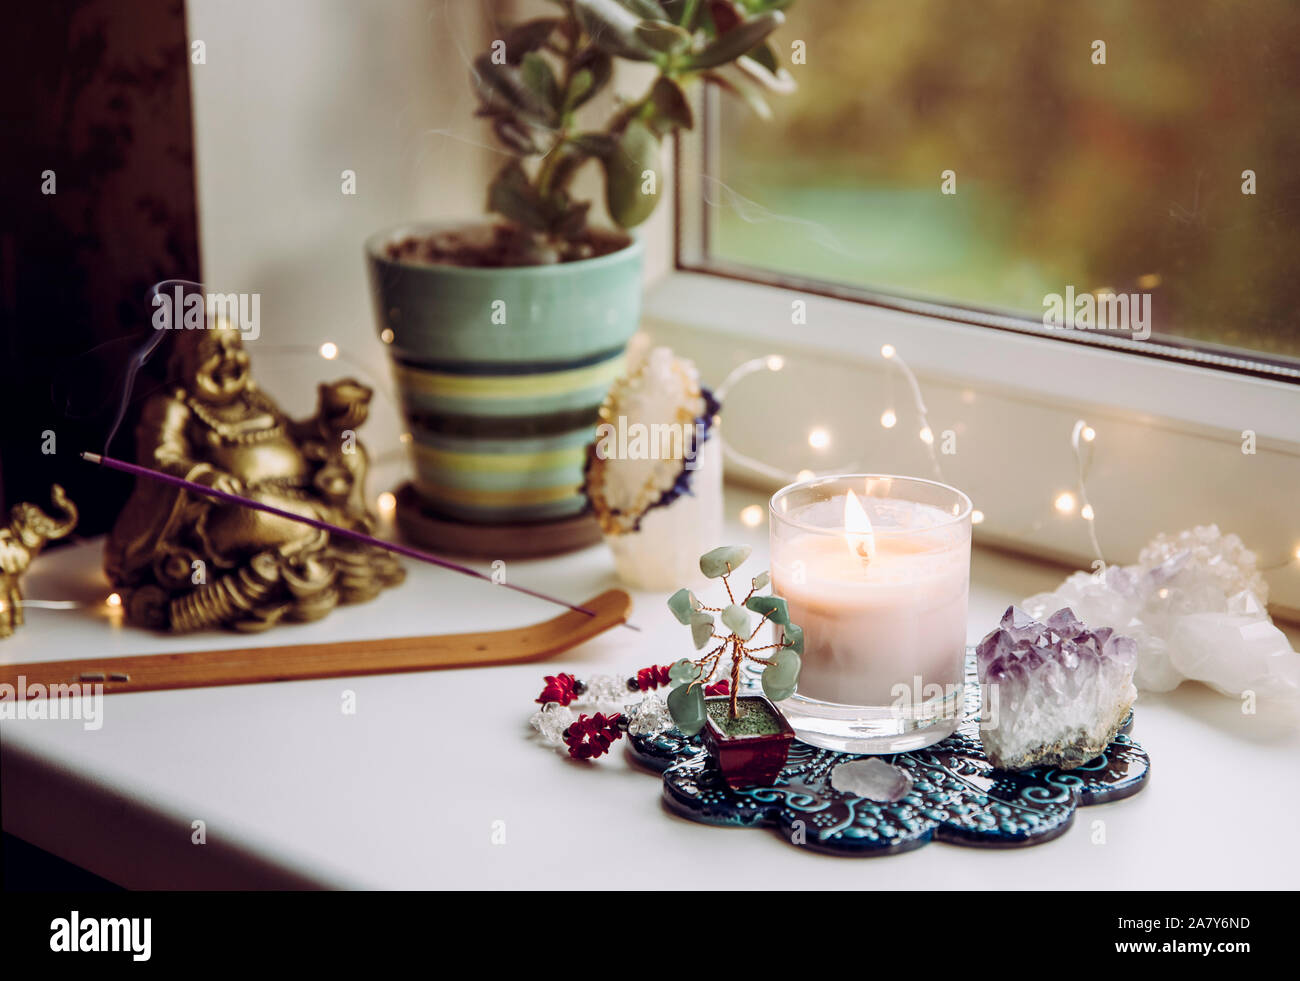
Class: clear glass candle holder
768,474,972,754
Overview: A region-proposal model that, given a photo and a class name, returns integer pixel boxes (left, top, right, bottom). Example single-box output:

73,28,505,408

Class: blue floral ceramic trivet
627,650,1150,856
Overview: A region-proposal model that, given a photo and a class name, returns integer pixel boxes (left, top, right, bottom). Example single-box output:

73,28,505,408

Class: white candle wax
772,503,969,706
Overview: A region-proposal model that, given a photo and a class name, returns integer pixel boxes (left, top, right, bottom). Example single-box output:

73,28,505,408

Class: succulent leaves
574,0,661,61
476,0,793,239
680,10,784,70
602,119,661,228
646,76,694,135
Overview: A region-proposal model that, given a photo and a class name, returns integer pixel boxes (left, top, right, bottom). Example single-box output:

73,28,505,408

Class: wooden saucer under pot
393,483,603,559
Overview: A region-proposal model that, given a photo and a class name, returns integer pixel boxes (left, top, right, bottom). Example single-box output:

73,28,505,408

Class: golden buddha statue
106,324,404,632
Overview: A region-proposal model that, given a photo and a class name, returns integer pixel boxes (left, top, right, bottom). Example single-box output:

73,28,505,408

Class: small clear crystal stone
830,758,912,802
582,674,629,709
530,703,575,746
627,695,673,737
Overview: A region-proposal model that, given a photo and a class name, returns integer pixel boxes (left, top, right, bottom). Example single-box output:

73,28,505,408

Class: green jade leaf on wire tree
663,544,803,735
472,0,796,262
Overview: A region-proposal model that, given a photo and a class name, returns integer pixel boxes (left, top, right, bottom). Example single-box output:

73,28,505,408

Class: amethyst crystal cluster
977,606,1137,771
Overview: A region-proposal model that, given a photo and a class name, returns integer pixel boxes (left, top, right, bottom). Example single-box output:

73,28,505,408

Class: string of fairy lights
213,334,1288,580
720,343,1075,537
51,334,1300,618
718,343,1300,577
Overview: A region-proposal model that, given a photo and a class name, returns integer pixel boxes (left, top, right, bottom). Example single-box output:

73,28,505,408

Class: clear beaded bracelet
529,665,730,761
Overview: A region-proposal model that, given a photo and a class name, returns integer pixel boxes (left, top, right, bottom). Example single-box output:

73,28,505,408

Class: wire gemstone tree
665,545,804,735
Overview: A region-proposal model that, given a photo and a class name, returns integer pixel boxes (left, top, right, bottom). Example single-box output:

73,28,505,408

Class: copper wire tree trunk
730,635,742,718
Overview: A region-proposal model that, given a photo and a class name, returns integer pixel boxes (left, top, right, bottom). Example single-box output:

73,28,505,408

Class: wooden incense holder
0,589,632,697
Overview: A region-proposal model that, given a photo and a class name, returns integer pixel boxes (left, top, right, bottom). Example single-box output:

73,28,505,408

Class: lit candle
769,474,972,753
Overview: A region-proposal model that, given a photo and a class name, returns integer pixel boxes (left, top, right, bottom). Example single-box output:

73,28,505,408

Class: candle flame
843,489,876,565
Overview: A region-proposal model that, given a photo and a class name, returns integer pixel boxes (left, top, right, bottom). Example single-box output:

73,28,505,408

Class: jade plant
664,544,803,735
470,0,796,264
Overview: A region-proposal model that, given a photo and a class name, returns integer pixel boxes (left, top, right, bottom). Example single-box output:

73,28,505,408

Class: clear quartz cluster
977,606,1137,771
529,702,576,748
582,674,632,710
626,694,673,737
1023,525,1300,704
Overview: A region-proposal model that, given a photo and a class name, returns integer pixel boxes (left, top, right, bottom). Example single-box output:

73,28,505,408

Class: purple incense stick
82,451,637,629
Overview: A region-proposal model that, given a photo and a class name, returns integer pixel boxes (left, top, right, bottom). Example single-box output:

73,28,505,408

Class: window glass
704,0,1300,371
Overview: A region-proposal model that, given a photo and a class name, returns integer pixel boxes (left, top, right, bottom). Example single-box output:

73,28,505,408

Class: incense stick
81,451,639,630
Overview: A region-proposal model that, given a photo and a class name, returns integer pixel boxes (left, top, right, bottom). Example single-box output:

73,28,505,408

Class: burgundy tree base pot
702,695,796,789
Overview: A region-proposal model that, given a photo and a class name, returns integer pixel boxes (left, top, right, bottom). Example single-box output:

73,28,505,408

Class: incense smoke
100,279,205,453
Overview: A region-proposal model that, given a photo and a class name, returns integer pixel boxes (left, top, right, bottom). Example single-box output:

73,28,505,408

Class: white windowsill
3,487,1296,889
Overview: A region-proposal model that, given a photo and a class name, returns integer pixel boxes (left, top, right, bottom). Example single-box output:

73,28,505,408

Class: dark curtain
0,0,200,535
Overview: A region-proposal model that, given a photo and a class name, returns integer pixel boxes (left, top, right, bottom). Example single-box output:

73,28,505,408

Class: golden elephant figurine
0,485,79,639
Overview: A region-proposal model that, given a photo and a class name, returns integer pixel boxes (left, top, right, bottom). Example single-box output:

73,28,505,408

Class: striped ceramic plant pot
365,223,643,533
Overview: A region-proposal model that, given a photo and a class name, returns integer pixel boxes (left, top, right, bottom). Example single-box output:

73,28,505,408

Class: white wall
186,0,492,482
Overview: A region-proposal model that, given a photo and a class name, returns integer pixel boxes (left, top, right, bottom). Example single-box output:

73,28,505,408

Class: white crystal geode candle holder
604,435,722,591
586,347,723,592
769,474,972,754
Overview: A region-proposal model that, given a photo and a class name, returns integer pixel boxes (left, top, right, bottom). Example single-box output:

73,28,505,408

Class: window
650,1,1300,617
677,0,1300,382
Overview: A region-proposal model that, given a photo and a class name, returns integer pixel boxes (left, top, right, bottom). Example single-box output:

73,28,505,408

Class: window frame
675,88,1300,385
